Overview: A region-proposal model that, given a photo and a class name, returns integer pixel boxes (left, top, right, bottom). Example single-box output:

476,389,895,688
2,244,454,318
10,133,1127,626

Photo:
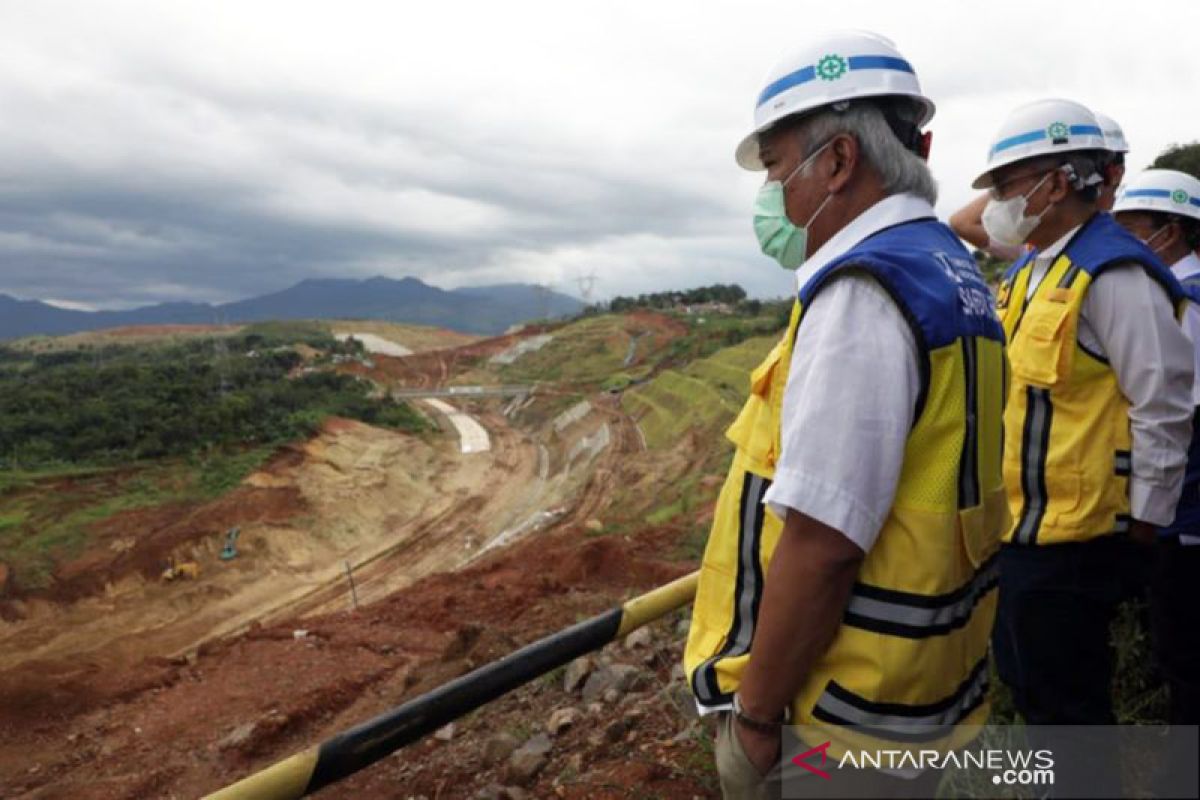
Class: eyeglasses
988,170,1052,201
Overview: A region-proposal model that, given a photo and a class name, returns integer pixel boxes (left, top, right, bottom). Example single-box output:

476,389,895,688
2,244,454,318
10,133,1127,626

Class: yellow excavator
161,557,200,582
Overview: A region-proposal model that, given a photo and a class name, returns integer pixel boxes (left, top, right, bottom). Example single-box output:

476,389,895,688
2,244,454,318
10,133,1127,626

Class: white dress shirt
762,193,928,553
1171,252,1200,405
1024,224,1194,527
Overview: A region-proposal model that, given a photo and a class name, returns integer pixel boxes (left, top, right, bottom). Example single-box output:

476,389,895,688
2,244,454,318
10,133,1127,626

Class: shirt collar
1171,252,1200,281
1034,224,1082,264
794,193,936,290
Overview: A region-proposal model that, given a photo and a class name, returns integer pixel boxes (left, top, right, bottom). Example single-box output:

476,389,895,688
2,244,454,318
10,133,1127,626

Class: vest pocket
725,340,786,468
1044,468,1083,521
958,485,1006,568
1010,301,1074,387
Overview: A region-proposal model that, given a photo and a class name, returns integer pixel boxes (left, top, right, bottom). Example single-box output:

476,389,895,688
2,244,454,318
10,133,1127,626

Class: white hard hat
735,30,935,171
1093,111,1129,154
1113,169,1200,222
972,98,1107,189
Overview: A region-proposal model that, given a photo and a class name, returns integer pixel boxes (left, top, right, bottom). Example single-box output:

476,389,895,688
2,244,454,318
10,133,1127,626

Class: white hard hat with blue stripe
735,30,935,171
1093,111,1129,154
971,98,1107,189
1113,169,1200,222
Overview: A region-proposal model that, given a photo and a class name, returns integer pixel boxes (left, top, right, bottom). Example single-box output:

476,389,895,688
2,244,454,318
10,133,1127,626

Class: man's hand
1130,519,1158,545
733,716,781,776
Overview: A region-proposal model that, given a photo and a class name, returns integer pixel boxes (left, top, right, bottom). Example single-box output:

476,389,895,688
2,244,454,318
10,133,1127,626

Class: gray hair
796,101,938,205
1022,150,1106,203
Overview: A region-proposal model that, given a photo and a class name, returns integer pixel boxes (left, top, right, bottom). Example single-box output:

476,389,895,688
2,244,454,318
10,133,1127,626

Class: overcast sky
1,1,1197,309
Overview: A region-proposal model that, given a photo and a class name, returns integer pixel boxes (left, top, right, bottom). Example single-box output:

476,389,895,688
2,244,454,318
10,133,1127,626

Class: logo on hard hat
1046,121,1070,142
816,54,848,81
1172,189,1190,204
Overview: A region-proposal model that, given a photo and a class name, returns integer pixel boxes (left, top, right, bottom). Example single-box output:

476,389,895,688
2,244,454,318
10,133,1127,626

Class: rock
563,656,592,694
675,618,691,637
602,688,620,705
586,703,604,716
584,519,604,532
581,664,645,703
292,629,309,640
603,718,632,743
476,786,528,800
623,626,653,650
217,722,257,750
671,663,687,683
546,706,582,736
664,685,700,721
434,722,456,742
481,733,520,766
507,733,552,785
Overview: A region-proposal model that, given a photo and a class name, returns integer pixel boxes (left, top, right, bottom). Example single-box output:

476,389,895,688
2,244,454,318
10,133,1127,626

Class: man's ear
1103,162,1123,188
827,133,858,194
1047,168,1072,204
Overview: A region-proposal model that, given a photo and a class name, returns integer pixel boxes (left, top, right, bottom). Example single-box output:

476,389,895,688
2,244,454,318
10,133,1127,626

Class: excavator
161,557,200,582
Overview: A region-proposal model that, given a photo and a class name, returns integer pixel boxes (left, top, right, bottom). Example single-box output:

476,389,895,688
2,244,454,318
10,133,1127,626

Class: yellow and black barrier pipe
204,570,698,799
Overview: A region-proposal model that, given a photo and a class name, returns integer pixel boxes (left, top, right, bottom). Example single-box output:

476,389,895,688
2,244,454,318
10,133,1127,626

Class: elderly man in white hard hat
683,31,1008,798
981,100,1193,793
949,111,1130,261
1114,169,1200,783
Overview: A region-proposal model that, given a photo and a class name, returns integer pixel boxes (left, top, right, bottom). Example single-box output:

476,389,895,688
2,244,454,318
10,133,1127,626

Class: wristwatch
732,693,790,734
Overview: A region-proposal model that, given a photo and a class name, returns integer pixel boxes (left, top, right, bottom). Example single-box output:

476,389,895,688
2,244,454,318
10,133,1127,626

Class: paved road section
423,398,491,454
335,332,414,357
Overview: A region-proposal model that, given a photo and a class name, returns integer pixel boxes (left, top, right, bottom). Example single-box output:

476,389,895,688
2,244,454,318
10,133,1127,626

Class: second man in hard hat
980,99,1193,792
685,30,1007,798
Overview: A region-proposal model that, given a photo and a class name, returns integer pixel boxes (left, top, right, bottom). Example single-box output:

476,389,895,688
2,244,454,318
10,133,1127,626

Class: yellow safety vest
998,213,1187,545
684,219,1008,754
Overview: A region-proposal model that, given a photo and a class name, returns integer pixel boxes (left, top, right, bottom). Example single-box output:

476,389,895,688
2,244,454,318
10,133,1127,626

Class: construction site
0,308,784,799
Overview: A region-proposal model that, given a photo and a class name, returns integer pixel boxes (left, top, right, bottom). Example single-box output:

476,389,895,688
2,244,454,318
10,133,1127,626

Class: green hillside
622,334,777,450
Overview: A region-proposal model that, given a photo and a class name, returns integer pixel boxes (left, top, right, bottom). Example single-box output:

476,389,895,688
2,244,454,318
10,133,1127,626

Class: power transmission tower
576,271,598,303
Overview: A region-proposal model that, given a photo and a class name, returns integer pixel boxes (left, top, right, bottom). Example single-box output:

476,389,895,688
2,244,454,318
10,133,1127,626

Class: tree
1152,142,1200,179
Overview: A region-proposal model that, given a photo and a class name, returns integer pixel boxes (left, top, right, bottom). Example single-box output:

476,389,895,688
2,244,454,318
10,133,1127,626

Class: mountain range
0,277,585,340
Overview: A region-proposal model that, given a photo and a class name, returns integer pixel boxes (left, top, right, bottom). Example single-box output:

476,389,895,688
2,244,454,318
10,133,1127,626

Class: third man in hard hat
1114,168,1200,783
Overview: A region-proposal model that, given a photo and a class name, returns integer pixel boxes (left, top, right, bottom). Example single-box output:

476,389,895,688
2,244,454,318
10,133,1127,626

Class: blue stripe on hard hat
847,55,914,73
1124,189,1173,199
757,66,817,107
1121,189,1200,207
755,56,916,108
990,124,1105,157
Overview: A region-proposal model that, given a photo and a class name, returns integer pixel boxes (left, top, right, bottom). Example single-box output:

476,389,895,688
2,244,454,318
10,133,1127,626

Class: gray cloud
0,1,1197,309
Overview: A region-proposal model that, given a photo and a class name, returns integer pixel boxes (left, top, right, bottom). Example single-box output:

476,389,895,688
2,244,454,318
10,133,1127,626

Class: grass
0,445,276,591
497,315,650,385
622,334,776,450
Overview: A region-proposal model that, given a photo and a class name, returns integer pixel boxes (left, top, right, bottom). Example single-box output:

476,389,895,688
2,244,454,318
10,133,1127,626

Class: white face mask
981,171,1055,247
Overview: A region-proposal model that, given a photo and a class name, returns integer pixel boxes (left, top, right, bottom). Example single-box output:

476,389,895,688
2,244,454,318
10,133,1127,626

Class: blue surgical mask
753,139,834,270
